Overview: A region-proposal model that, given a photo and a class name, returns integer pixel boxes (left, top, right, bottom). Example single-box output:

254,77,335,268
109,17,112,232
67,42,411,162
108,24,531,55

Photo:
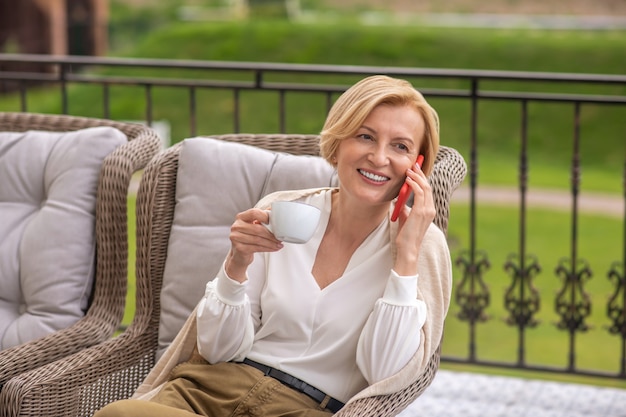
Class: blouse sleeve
355,270,427,384
356,224,453,384
195,262,256,364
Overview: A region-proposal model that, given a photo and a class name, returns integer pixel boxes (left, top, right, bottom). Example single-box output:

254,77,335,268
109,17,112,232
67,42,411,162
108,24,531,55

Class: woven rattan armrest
0,142,181,417
0,112,161,410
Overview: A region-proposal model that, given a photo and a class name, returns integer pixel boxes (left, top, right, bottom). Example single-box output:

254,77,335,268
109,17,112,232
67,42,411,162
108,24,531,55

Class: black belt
242,358,345,413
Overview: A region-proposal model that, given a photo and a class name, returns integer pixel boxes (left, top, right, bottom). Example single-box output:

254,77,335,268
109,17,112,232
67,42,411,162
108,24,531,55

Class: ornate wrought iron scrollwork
504,253,541,328
554,257,593,332
455,249,491,323
607,261,626,338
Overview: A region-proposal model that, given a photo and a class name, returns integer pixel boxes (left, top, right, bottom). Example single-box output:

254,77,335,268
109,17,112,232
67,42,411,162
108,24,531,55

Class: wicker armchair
0,134,466,417
0,112,161,413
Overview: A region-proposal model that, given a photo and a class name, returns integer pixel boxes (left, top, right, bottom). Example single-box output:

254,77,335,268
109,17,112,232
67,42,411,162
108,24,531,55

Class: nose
367,144,389,166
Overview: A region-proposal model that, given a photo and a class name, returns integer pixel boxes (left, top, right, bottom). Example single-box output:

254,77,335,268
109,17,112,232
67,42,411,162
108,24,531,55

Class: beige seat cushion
157,137,338,358
0,127,126,349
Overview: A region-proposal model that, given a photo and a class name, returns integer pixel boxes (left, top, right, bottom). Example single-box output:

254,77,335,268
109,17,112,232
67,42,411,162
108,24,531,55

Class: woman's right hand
224,208,284,282
393,162,436,276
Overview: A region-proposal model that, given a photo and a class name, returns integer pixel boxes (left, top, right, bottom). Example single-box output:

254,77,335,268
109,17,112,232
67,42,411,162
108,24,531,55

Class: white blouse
196,189,428,403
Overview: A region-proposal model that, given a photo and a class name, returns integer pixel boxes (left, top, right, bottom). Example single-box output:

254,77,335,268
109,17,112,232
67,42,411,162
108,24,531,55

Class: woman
95,75,452,416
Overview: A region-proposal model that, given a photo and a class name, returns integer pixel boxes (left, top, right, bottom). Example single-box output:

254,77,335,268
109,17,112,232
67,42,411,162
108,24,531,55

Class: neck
329,191,390,240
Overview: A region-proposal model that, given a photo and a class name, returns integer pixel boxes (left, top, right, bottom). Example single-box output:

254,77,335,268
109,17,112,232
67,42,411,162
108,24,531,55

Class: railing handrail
2,52,626,85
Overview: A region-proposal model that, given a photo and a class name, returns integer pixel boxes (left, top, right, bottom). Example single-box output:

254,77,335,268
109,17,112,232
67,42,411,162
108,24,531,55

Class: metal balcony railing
1,53,625,382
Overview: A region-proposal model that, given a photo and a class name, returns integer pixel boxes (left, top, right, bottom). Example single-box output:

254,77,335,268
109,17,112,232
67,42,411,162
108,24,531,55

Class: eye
394,142,410,152
357,133,374,141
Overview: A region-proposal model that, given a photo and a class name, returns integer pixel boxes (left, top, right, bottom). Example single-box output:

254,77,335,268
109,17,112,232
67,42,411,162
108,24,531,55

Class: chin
367,193,395,207
383,187,402,202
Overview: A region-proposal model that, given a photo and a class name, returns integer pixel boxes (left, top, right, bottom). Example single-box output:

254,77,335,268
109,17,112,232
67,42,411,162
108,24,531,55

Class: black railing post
325,91,333,115
607,154,626,377
279,89,286,134
103,83,110,119
622,156,626,377
60,62,68,114
189,86,197,137
504,99,540,367
555,101,592,372
233,88,240,133
455,78,491,362
19,80,27,112
145,84,153,127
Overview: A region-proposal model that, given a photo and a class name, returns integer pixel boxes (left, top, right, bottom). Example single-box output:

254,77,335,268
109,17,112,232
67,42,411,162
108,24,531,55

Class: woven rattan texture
0,112,161,416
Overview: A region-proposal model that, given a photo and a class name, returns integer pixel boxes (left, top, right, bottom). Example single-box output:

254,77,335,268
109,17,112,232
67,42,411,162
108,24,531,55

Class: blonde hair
319,75,440,175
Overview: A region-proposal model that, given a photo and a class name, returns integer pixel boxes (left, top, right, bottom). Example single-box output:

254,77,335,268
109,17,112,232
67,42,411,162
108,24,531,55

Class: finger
231,222,282,248
406,167,431,200
238,208,270,225
230,210,283,251
401,174,435,225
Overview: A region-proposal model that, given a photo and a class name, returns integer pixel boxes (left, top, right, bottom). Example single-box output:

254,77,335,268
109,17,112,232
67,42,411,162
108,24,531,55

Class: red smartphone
391,154,424,222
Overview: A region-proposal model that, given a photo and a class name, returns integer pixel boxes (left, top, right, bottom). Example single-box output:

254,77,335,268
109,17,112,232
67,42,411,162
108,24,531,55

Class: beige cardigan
133,188,452,408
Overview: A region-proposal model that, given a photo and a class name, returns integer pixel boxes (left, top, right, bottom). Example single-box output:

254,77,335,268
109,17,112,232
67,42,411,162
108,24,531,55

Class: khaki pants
95,358,334,417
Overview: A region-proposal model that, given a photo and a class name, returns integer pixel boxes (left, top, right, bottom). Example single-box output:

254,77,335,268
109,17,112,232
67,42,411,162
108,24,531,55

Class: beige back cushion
0,127,126,349
157,137,338,358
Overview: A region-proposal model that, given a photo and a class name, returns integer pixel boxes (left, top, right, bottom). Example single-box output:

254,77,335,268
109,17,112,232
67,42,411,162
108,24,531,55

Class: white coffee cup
263,201,321,244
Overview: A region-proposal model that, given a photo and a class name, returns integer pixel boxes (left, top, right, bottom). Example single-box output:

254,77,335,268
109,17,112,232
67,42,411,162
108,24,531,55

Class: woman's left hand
393,162,436,276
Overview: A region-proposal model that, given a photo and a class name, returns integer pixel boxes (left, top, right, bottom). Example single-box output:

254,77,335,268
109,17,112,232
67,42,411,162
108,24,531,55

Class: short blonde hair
319,75,440,175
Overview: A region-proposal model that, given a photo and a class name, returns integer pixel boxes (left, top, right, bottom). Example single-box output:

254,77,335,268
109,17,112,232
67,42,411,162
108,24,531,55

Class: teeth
359,169,389,182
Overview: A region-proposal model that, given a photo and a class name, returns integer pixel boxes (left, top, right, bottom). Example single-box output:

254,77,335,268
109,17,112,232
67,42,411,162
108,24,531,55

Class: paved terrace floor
398,369,626,417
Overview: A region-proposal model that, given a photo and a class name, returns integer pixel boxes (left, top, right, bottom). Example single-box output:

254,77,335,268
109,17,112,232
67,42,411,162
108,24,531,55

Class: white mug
263,201,321,244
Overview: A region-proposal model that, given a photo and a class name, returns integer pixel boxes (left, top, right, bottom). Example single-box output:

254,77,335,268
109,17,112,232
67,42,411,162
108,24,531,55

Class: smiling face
334,103,426,207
